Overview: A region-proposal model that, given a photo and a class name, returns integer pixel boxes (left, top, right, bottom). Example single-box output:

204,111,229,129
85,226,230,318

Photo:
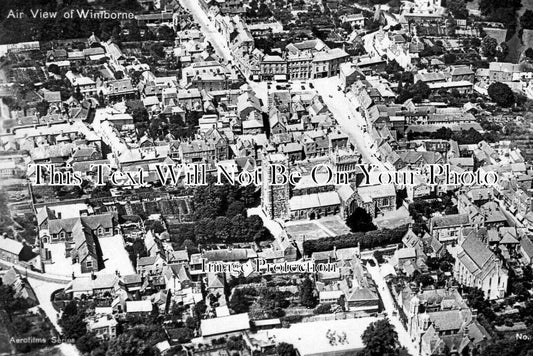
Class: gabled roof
431,214,470,228
200,313,250,337
0,237,25,255
458,234,494,274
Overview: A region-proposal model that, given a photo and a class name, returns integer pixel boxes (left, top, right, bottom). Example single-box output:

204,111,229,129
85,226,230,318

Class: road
27,276,67,332
178,0,233,63
311,76,385,169
367,262,419,356
169,5,414,353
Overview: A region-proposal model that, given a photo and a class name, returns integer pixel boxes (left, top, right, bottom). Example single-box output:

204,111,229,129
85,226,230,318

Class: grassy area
0,322,13,354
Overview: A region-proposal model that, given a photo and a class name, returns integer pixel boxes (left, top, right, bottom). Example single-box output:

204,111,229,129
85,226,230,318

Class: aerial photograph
1,0,533,355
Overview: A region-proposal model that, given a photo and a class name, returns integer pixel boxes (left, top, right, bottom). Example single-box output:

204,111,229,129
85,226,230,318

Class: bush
314,303,333,314
303,225,408,255
488,82,515,107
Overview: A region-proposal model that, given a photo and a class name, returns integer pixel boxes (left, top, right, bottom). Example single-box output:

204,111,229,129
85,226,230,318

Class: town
1,0,533,355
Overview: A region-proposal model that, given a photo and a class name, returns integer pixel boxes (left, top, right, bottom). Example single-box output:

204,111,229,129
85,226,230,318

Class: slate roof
203,248,256,262
520,237,533,259
458,234,494,274
432,214,470,228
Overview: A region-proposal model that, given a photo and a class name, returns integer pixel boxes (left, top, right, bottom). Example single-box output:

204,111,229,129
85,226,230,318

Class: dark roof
432,214,470,228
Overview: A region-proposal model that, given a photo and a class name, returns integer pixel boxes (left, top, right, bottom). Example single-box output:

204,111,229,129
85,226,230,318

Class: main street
311,76,386,169
178,0,233,63
367,262,419,356
179,0,387,172
174,4,413,352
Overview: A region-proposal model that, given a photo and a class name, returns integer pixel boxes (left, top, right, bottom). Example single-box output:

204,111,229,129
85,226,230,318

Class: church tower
261,153,290,220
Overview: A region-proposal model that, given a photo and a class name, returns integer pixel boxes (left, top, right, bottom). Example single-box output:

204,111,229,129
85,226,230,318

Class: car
301,85,305,90
309,83,314,88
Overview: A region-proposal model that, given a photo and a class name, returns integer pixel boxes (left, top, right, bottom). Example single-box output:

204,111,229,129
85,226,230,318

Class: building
400,286,491,355
200,313,251,341
125,300,154,316
0,236,34,264
65,274,121,298
288,191,341,220
454,231,508,300
430,214,471,246
312,48,350,79
1,267,38,305
261,153,290,220
355,184,396,218
39,213,117,273
340,13,365,28
86,315,118,340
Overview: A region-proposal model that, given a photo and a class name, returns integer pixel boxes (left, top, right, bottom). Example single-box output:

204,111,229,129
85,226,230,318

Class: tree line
303,225,408,255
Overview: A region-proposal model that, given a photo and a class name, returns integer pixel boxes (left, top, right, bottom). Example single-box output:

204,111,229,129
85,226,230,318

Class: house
430,214,471,245
86,315,118,340
340,13,365,28
163,263,192,295
65,274,121,298
125,300,153,317
121,274,143,293
41,214,117,273
1,267,38,305
137,254,166,275
0,236,34,264
449,65,475,83
200,313,251,341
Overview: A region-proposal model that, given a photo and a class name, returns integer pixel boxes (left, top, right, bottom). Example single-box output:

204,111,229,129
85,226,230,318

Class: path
367,262,419,355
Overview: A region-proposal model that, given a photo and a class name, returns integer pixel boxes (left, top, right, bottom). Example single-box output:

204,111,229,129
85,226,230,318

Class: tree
525,48,533,60
36,100,50,117
170,327,194,343
346,207,376,233
105,328,158,356
48,63,61,75
229,288,250,313
125,239,148,268
481,36,498,58
299,277,317,308
443,53,457,65
76,332,102,354
313,303,332,314
150,43,165,58
520,10,533,30
462,286,495,321
397,80,431,103
277,342,296,356
361,318,398,356
446,0,468,19
59,301,88,340
157,25,175,40
488,82,515,107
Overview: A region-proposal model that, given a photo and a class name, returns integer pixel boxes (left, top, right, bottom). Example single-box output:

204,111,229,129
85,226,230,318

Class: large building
37,208,118,273
454,230,508,300
261,153,290,220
